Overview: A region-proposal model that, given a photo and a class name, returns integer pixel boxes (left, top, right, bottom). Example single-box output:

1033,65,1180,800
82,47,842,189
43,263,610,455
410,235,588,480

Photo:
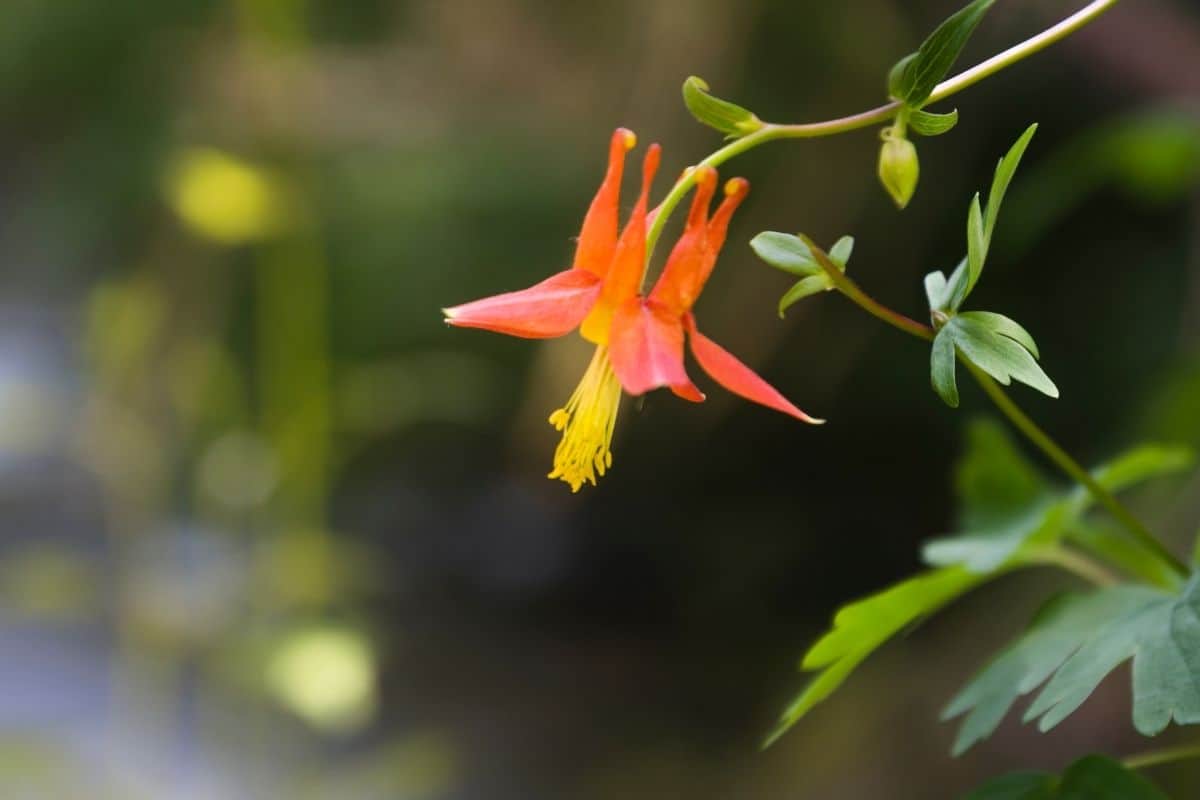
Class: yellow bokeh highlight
267,626,378,734
167,148,287,244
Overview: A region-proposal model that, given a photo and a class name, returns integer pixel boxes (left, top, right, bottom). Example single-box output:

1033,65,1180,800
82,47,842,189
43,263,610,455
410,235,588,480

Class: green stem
1029,545,1120,587
804,246,1189,583
1125,742,1200,771
646,0,1122,258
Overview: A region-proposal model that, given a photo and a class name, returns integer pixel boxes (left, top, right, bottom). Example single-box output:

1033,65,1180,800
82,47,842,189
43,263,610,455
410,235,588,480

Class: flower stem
804,246,1190,584
645,0,1123,259
1125,742,1200,771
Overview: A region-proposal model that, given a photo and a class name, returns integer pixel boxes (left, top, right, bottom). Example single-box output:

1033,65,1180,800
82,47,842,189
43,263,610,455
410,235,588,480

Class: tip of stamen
616,128,637,151
724,177,750,197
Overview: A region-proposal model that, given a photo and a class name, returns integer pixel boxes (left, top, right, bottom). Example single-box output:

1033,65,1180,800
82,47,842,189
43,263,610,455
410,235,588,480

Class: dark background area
0,0,1198,797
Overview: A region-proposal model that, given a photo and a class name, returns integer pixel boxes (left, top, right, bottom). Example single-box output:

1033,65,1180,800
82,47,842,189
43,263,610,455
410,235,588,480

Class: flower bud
878,132,920,209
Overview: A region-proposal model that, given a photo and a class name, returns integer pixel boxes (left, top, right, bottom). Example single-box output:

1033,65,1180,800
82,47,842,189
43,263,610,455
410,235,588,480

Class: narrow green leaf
888,0,995,106
828,235,854,269
985,123,1039,242
943,257,970,311
682,76,763,138
778,275,832,316
887,53,918,100
1088,444,1193,495
931,326,960,407
750,231,819,276
925,270,949,311
949,316,1059,399
965,755,1168,800
965,194,986,298
910,108,959,136
766,567,984,746
957,311,1040,358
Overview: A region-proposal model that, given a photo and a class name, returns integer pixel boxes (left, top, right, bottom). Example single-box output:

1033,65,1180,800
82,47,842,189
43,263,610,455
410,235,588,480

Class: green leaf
965,194,986,298
1086,443,1193,496
910,108,959,136
828,235,855,268
925,425,1188,578
931,326,960,407
944,588,1160,754
778,275,832,316
751,231,819,276
934,257,971,312
924,502,1068,573
925,270,949,311
965,755,1168,800
985,123,1039,243
766,567,985,746
958,311,1040,358
682,76,763,138
925,419,1056,572
943,126,1038,309
948,577,1200,752
888,0,995,106
948,316,1059,399
956,419,1045,521
1024,574,1200,735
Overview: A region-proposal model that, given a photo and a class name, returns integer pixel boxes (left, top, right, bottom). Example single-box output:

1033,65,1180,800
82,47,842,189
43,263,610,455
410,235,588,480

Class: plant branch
1124,742,1200,771
1028,545,1120,587
645,0,1122,259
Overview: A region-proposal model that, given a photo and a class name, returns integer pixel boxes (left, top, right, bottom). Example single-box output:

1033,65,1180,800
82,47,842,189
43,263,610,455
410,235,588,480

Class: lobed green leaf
948,576,1200,754
944,588,1162,754
948,316,1058,399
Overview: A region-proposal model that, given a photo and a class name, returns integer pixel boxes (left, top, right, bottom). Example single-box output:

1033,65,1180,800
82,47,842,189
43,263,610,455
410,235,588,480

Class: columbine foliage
924,420,1192,574
768,418,1193,748
964,755,1168,800
750,232,853,316
888,0,995,107
926,125,1053,406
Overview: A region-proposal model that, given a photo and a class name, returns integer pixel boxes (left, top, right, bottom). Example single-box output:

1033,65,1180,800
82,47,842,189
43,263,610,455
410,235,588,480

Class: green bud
878,130,920,209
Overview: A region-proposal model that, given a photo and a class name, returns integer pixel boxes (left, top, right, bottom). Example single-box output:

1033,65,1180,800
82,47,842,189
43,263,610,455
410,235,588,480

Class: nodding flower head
443,131,820,490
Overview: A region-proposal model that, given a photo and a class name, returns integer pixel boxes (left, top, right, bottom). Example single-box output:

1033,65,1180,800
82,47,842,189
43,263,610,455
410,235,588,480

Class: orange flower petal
608,298,703,400
574,128,637,279
686,314,822,423
600,144,661,308
694,177,750,296
443,269,603,339
648,167,718,317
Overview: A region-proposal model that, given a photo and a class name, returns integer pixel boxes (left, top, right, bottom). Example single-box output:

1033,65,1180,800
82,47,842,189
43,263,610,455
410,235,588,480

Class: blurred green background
0,0,1198,797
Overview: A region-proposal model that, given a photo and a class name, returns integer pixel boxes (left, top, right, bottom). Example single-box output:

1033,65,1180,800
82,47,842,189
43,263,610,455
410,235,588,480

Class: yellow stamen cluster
548,346,622,492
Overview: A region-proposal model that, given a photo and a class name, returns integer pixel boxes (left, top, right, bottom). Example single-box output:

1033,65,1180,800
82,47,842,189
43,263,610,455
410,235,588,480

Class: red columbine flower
444,130,820,491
